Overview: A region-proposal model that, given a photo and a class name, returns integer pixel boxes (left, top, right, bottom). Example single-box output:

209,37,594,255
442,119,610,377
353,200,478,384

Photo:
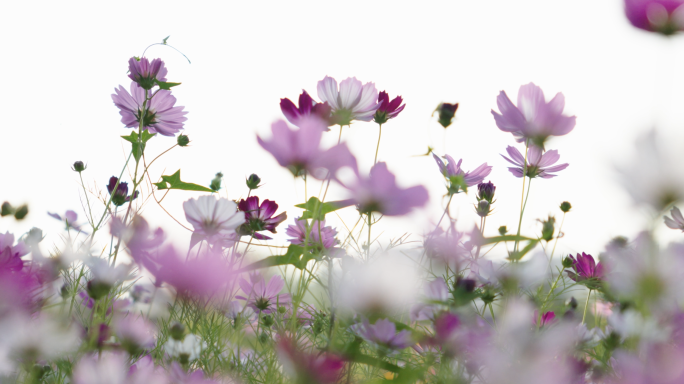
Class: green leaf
507,239,539,261
121,131,156,162
154,170,214,192
295,197,351,221
239,245,316,271
479,235,536,246
155,80,181,90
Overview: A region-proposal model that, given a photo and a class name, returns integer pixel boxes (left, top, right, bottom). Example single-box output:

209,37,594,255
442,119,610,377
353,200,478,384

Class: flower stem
514,177,532,256
548,212,566,271
582,289,592,325
514,142,529,252
366,213,372,261
374,124,382,165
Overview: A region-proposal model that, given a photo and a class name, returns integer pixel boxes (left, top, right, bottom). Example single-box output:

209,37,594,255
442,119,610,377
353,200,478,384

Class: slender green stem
366,213,372,261
374,124,382,165
582,289,592,325
539,270,564,324
514,177,533,255
79,173,95,227
514,142,530,252
548,212,566,271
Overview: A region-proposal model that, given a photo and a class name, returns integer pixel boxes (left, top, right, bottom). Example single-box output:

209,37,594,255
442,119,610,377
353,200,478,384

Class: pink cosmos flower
343,162,429,216
183,195,245,247
112,82,187,137
280,90,332,128
114,315,156,352
566,252,604,289
0,232,28,272
128,57,168,90
237,272,291,314
111,216,165,262
257,117,358,178
352,318,413,350
533,310,557,327
237,196,287,240
501,145,569,179
286,217,338,250
491,83,576,147
664,206,684,231
374,91,406,124
277,338,344,384
317,76,380,125
433,154,493,187
624,0,684,35
48,210,85,231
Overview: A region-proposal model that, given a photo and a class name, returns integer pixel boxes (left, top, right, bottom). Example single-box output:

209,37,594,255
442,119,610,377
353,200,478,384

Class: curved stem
374,124,382,165
582,289,592,325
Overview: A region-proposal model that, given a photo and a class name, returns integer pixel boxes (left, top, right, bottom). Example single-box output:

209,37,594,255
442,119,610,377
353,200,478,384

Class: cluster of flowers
4,2,684,383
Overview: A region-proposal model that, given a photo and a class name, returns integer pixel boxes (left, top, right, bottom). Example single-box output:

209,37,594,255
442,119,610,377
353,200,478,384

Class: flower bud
498,226,508,236
436,103,459,128
1,202,13,217
13,205,28,220
312,318,324,335
562,256,574,269
566,296,578,310
210,172,223,192
277,306,287,314
477,181,496,203
261,315,274,327
246,174,261,190
258,332,269,344
169,322,186,341
72,161,86,173
560,201,572,213
177,134,190,147
481,288,496,304
540,216,555,242
455,277,476,293
86,280,111,301
475,200,491,218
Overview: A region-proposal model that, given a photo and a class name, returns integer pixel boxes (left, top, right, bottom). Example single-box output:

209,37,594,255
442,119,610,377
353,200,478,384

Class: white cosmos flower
317,76,379,125
183,195,245,246
164,334,205,362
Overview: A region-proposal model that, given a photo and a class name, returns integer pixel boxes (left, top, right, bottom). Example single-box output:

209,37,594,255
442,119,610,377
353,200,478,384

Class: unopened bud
1,202,13,217
560,201,572,213
436,103,459,129
455,277,476,293
261,315,274,327
258,332,269,344
277,306,287,314
86,280,110,301
177,134,190,147
566,297,578,309
169,322,186,341
540,216,555,242
210,172,223,192
14,205,28,220
477,181,496,203
72,161,86,173
246,174,261,190
562,256,574,269
475,200,491,218
498,226,508,236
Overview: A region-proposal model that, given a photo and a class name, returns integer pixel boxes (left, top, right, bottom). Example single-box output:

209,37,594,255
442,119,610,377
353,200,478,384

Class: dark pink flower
566,252,604,283
257,118,358,178
237,272,291,314
112,82,187,137
237,196,287,240
343,162,428,216
107,176,138,206
128,57,168,90
533,310,557,327
277,338,344,384
491,83,576,147
374,91,406,124
0,232,28,272
625,0,684,35
501,145,569,179
280,90,332,128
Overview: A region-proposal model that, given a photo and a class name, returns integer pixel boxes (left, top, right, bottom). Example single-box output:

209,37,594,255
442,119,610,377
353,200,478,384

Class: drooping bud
560,201,572,213
72,161,86,173
1,202,14,217
498,226,508,236
540,215,556,242
475,200,491,218
14,205,28,220
210,172,223,192
107,177,137,207
562,256,574,269
177,134,190,147
477,181,496,203
436,103,459,128
169,322,186,341
246,174,261,190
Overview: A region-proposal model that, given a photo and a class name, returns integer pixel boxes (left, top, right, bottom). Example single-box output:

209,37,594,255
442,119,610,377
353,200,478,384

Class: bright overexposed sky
2,0,684,259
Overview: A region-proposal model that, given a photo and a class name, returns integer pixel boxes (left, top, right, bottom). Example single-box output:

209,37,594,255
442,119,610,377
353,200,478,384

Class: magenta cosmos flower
343,162,429,216
237,272,291,314
237,196,287,240
491,83,576,148
433,154,493,187
112,82,187,137
257,117,357,178
317,76,380,125
533,310,557,327
128,57,168,90
352,318,413,350
0,232,28,272
566,252,604,285
501,145,569,179
280,90,332,128
665,206,684,231
625,0,684,35
183,195,245,247
374,91,406,124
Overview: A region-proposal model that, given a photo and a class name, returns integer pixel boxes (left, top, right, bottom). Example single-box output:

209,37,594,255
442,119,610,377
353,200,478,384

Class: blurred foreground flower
112,82,187,137
317,76,379,125
352,318,413,350
237,272,291,314
48,210,85,231
502,145,568,179
664,206,684,231
278,338,344,384
624,0,684,35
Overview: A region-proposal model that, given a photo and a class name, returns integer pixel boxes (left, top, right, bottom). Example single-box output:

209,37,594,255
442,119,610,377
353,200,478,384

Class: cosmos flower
237,272,291,314
665,206,684,231
113,315,156,353
433,154,493,188
565,253,604,285
112,82,187,137
183,195,245,247
352,318,413,350
410,278,450,321
343,162,428,216
257,117,358,178
317,76,380,125
237,196,287,240
277,338,344,384
280,90,332,128
107,176,138,207
373,91,406,124
624,0,684,35
285,217,338,250
491,83,576,147
533,311,557,327
0,232,28,272
164,334,206,363
501,145,569,179
48,210,85,231
128,57,168,90
73,353,129,384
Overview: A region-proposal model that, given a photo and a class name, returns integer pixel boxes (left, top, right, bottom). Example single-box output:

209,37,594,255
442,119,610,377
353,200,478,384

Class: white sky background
2,0,684,261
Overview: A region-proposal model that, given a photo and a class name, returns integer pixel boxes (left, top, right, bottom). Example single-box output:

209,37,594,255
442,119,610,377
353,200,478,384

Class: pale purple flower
433,154,492,187
237,272,291,314
111,215,165,262
237,196,287,240
665,206,684,231
48,210,85,231
87,257,132,287
411,278,450,321
112,82,187,137
127,356,168,384
280,90,332,128
425,224,472,268
374,91,405,124
491,83,576,147
0,232,28,272
114,315,156,352
317,76,380,125
352,318,413,350
501,145,569,179
624,0,684,35
128,57,168,90
285,217,338,250
258,118,358,178
343,162,428,216
183,195,245,247
73,353,128,384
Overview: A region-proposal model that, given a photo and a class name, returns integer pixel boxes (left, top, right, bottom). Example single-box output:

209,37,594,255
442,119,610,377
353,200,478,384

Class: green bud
210,172,223,192
86,280,110,301
72,161,86,173
14,205,28,220
475,200,491,218
481,288,496,305
562,256,574,269
169,322,186,341
277,306,287,314
246,174,261,190
436,103,459,129
258,332,269,344
1,202,14,217
560,201,572,213
498,226,508,236
312,318,324,335
540,215,555,242
177,134,190,147
261,315,274,327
